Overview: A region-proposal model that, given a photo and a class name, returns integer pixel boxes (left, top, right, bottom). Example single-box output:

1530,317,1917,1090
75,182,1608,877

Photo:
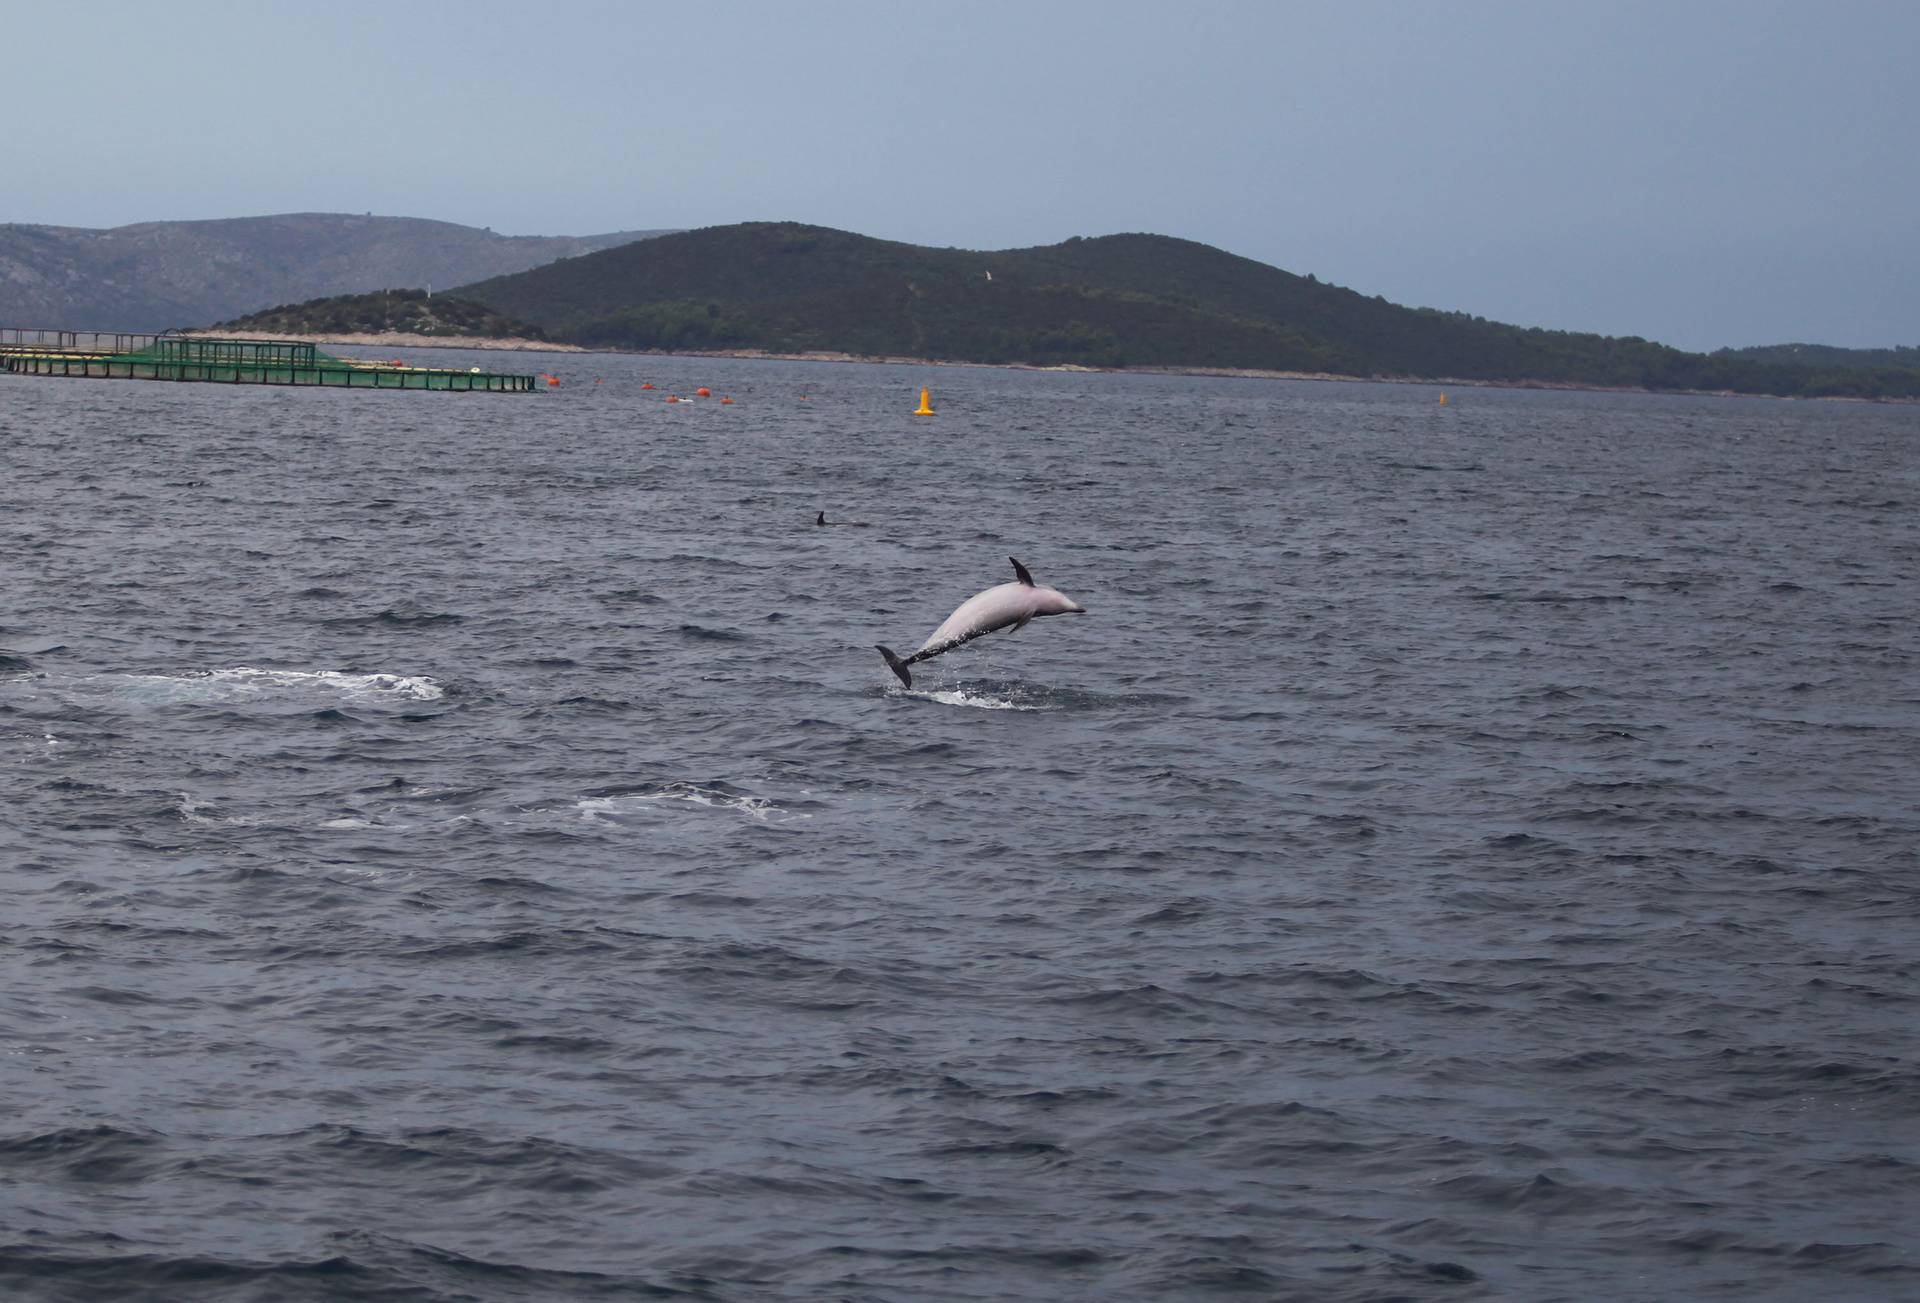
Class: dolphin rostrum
875,557,1086,688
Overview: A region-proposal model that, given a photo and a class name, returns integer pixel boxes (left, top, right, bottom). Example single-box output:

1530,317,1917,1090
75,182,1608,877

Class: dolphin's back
918,582,1030,654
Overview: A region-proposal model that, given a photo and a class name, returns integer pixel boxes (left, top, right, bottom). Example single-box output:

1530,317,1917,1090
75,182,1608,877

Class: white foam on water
914,687,1049,711
173,793,277,828
175,795,228,826
113,667,445,705
577,783,806,825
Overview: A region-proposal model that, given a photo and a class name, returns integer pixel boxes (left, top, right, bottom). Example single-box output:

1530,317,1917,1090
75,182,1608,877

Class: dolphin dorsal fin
1010,556,1035,586
816,512,827,526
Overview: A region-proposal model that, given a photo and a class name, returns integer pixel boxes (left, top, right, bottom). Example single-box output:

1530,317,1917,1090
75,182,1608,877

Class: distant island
0,213,671,332
175,221,1919,400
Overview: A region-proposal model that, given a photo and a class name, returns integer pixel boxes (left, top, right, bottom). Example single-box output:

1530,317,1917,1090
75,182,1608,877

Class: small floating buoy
595,377,604,385
641,382,654,390
696,386,712,398
547,376,560,387
1438,392,1447,405
720,395,733,405
913,386,934,416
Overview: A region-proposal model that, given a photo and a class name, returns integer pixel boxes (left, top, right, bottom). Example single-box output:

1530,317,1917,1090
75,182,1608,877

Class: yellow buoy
913,386,935,416
1438,392,1447,405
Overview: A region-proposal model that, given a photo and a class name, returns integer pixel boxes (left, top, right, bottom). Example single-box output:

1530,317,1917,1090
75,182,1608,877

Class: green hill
216,289,546,340
454,223,1920,399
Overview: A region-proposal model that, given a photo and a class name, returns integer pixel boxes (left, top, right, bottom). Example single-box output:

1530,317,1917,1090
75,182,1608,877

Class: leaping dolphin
875,557,1086,688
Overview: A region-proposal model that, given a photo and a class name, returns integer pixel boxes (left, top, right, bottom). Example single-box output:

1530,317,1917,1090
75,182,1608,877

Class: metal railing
0,327,167,354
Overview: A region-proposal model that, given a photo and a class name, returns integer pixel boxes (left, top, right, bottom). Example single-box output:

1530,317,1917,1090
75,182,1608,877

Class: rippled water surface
2,352,1916,1301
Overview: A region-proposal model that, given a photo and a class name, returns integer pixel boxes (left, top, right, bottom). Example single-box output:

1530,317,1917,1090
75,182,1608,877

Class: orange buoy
547,376,560,387
696,387,711,398
641,382,654,390
720,396,733,405
595,377,604,385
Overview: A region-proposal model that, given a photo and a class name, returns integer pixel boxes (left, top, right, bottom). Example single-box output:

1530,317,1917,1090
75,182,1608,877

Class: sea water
1,352,1915,1300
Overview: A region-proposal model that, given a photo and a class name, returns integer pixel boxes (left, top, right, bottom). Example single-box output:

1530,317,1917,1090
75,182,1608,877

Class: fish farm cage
0,329,537,392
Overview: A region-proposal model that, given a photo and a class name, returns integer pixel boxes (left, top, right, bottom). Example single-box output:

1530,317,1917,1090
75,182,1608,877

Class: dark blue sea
2,351,1916,1302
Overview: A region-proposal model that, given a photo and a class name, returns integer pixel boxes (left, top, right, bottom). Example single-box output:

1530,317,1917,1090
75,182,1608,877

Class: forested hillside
452,223,1920,399
216,289,544,339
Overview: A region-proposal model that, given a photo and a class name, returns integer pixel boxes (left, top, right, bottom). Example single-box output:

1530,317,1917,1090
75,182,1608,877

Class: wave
107,667,445,705
886,676,1068,710
911,686,1050,711
887,678,1185,712
0,1123,166,1184
0,1228,697,1302
318,609,464,628
172,793,271,828
674,624,749,642
577,781,809,824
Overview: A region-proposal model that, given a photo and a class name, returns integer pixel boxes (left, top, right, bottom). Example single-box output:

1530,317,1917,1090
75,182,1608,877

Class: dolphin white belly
876,557,1086,688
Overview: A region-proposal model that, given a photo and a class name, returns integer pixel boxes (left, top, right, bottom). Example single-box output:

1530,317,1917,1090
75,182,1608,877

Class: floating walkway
0,329,537,393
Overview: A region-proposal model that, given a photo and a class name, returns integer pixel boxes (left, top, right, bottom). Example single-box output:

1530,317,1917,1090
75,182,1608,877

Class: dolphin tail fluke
875,645,912,688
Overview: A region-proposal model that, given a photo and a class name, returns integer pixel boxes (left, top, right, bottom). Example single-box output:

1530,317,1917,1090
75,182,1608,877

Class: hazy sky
7,0,1915,351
